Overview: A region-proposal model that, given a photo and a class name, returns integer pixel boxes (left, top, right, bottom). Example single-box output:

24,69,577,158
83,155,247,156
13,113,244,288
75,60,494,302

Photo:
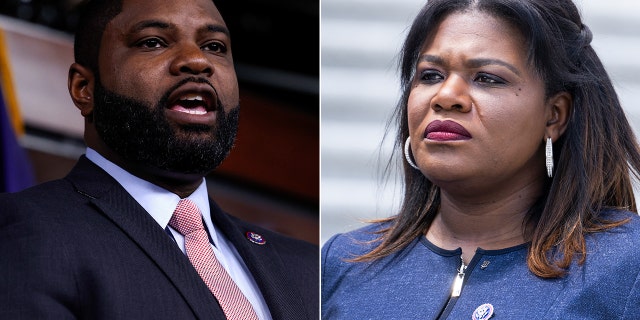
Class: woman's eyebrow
418,54,445,66
418,54,521,76
466,58,521,76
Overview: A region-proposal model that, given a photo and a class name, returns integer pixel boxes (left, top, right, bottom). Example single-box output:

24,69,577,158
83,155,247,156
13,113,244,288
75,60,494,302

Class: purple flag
0,85,35,193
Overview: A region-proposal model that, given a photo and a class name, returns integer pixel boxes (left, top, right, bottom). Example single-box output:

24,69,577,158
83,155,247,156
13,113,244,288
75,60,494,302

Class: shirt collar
85,148,214,236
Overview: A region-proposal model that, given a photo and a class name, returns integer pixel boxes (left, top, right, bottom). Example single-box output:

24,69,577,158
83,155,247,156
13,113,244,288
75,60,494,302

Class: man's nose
169,43,214,76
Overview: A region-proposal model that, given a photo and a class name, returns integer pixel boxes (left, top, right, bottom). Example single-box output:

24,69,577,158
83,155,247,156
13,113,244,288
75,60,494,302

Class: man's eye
137,38,164,49
202,42,227,53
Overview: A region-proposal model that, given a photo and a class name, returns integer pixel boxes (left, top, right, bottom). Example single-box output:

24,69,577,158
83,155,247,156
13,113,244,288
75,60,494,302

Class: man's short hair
72,0,124,78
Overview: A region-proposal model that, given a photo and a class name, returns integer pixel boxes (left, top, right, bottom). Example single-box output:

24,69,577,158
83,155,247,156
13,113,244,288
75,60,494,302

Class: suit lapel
209,201,309,319
66,157,225,319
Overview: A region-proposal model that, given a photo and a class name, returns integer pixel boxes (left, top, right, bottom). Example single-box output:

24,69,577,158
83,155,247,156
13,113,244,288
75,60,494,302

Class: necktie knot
169,199,203,236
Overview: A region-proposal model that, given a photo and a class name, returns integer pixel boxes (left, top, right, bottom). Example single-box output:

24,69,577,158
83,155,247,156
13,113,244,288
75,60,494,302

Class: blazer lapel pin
246,231,266,245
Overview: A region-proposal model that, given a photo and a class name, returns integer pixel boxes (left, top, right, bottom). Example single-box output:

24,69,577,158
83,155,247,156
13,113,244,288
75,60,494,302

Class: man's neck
86,147,205,198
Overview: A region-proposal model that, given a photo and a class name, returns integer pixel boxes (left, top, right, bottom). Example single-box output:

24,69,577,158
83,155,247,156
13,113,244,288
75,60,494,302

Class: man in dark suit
0,0,318,319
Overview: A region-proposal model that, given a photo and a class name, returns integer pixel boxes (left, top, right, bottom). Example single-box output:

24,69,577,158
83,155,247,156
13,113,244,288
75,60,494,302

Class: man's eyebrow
130,20,173,33
418,55,521,76
203,24,230,37
129,20,230,38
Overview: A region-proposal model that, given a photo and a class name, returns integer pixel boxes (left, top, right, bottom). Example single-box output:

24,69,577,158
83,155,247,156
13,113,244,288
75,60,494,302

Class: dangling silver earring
404,137,420,170
546,137,553,178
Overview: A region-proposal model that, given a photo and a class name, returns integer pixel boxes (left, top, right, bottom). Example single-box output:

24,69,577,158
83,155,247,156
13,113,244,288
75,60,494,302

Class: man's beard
92,79,239,175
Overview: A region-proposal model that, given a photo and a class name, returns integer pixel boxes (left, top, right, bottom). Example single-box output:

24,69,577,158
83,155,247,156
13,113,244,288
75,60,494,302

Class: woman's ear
68,63,95,118
545,91,572,141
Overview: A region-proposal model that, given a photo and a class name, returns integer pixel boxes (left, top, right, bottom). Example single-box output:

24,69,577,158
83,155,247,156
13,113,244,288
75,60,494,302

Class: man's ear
68,63,95,118
545,91,572,141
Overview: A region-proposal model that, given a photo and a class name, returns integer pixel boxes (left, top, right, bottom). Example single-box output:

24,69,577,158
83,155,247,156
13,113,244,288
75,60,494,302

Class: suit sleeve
0,194,79,319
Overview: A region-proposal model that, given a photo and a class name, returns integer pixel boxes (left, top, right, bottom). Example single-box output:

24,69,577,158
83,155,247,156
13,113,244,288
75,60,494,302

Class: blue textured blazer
0,156,318,319
322,212,640,319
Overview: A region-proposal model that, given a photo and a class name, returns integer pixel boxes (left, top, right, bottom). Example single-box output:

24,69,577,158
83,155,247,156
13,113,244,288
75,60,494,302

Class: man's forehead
113,0,226,30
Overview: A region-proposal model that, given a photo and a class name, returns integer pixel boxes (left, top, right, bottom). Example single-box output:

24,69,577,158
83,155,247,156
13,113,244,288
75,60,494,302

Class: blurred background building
0,0,319,244
321,0,640,244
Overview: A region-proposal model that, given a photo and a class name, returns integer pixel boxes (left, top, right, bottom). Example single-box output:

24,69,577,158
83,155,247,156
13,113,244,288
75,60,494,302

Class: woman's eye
420,70,444,83
202,42,228,53
475,73,505,84
137,38,164,49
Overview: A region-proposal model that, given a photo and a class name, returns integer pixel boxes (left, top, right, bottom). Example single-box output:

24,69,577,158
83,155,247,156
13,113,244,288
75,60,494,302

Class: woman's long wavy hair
354,0,640,278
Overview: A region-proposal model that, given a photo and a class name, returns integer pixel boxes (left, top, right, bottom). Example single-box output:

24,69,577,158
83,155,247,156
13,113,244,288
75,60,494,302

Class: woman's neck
426,188,538,263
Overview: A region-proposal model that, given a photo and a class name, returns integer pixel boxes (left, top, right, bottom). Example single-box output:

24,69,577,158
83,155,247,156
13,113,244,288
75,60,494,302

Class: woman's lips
424,120,472,141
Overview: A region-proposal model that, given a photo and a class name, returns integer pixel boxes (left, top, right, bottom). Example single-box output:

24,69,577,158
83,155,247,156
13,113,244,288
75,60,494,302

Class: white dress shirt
86,148,271,319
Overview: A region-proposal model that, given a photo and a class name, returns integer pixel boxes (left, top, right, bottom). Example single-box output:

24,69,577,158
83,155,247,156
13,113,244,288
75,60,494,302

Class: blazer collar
65,156,225,319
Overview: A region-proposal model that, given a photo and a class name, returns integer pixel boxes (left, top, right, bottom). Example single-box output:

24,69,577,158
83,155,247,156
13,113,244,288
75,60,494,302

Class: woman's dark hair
354,0,640,278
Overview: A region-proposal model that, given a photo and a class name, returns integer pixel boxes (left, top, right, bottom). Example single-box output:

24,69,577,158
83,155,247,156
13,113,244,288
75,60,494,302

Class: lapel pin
472,303,494,320
246,231,266,245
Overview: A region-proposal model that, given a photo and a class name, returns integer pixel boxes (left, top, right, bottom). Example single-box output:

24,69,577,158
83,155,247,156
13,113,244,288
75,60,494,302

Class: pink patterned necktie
169,199,259,320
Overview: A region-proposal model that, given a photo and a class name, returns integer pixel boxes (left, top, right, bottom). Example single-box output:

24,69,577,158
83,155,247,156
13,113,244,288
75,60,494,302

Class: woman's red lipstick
424,120,472,141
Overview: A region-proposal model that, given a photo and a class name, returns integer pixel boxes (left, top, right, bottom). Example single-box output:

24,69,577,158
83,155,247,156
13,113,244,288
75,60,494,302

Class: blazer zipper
436,256,468,320
451,256,467,297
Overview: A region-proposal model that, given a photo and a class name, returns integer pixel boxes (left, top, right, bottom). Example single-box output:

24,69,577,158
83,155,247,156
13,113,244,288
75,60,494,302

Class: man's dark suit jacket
0,156,319,319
